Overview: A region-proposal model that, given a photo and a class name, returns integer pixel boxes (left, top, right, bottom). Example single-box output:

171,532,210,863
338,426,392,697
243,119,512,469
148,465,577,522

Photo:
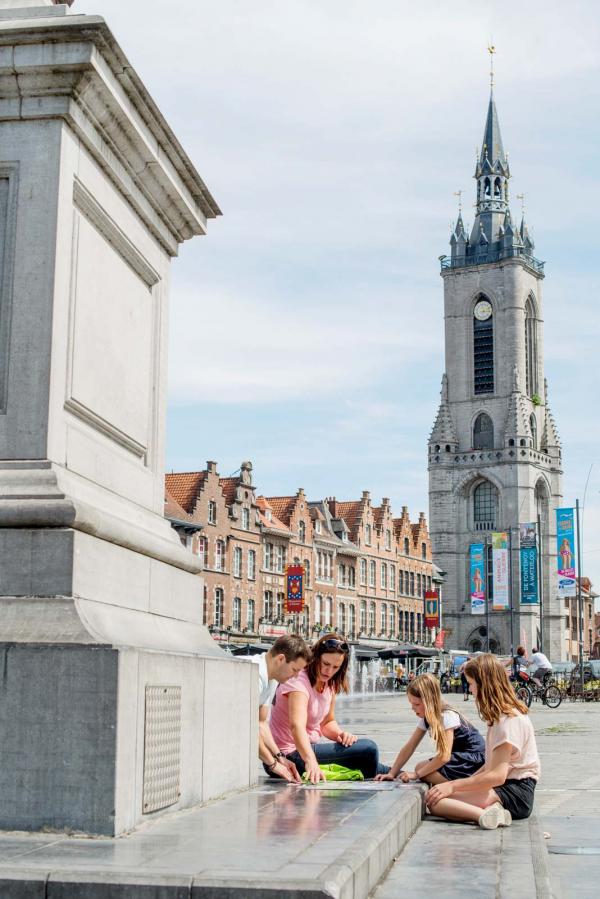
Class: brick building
165,461,440,646
564,577,597,661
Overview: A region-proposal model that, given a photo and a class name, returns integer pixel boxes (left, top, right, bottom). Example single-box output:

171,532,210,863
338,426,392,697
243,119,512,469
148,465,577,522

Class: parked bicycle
512,671,562,708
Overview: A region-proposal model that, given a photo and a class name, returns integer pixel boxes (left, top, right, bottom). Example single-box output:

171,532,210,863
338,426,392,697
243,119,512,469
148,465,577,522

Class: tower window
473,413,494,450
473,306,494,395
473,481,498,531
525,296,538,397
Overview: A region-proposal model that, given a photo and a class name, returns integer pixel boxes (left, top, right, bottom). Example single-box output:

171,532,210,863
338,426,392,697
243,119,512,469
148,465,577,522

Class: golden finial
454,190,463,212
488,42,496,90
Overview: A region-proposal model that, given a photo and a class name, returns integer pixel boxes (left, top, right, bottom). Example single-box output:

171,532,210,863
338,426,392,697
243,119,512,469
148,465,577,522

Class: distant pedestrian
375,674,485,785
459,661,470,701
426,654,540,829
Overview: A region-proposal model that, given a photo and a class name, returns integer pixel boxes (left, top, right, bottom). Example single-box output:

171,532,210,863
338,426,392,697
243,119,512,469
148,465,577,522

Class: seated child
426,653,540,829
375,673,485,785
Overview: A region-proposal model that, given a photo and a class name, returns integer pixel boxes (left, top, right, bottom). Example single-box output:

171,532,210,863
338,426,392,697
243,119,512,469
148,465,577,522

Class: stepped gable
164,470,206,513
219,476,240,505
412,512,430,558
429,374,458,446
393,505,414,546
266,496,297,525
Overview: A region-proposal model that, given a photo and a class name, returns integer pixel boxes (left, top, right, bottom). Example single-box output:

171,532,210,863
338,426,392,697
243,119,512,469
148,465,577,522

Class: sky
84,1,600,589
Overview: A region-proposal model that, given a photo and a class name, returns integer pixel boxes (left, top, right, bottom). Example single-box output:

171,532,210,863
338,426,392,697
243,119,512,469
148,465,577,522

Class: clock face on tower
474,300,492,321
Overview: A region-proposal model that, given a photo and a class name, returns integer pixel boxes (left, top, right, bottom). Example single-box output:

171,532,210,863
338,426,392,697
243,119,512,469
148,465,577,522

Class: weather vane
488,42,496,90
454,190,463,212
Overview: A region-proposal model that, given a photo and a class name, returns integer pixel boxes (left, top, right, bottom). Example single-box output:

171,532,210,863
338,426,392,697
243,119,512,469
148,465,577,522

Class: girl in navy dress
376,673,485,785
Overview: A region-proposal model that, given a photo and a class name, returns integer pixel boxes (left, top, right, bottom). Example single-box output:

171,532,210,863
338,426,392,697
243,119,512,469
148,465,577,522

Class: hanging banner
492,532,509,610
556,508,577,598
520,522,538,604
424,591,439,629
470,543,486,615
285,565,305,613
434,629,446,648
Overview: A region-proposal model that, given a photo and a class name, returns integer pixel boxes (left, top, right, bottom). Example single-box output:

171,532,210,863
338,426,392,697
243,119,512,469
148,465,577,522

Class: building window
365,524,372,545
369,602,376,632
381,603,387,633
314,520,321,535
473,480,498,531
381,563,387,589
299,520,306,543
404,537,410,555
304,558,311,587
264,590,273,620
248,549,256,580
390,605,396,635
385,529,391,550
421,542,427,560
427,575,432,591
338,602,346,634
264,542,273,570
360,600,367,631
215,539,225,571
325,596,333,626
410,611,415,640
417,573,422,596
198,536,208,568
338,563,346,586
349,604,356,635
233,546,242,578
410,572,415,596
232,597,241,630
214,588,223,627
276,545,285,573
369,560,376,587
208,500,217,524
390,566,396,591
348,566,356,588
315,594,322,623
242,507,250,530
473,412,494,450
404,610,409,639
359,558,367,585
276,592,284,621
247,598,255,631
525,295,538,397
398,569,404,595
473,302,494,395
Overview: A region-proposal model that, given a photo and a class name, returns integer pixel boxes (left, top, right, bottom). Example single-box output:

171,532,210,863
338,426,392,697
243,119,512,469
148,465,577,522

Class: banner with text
470,543,486,615
492,531,509,610
556,508,577,598
285,565,305,613
520,522,538,604
424,591,439,629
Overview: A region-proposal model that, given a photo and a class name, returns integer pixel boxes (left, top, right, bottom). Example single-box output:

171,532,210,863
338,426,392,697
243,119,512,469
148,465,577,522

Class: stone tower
428,86,565,659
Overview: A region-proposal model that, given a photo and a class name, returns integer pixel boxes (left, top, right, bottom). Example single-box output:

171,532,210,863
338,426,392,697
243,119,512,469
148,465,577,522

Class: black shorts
494,777,536,820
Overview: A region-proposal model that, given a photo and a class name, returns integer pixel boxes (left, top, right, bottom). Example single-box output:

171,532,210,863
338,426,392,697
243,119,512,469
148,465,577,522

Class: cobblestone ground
337,690,600,897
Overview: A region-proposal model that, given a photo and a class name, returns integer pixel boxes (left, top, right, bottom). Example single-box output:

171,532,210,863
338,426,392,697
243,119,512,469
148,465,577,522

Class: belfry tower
428,65,565,658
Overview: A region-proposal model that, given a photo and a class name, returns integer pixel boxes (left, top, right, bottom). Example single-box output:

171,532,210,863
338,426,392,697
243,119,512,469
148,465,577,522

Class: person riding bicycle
509,646,528,681
529,648,552,687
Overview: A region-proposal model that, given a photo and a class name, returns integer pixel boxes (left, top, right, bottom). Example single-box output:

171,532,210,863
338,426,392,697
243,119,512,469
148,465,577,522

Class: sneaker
478,803,512,830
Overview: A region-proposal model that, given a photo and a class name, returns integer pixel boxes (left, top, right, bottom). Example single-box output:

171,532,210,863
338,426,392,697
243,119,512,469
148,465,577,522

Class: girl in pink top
268,634,389,784
426,653,540,829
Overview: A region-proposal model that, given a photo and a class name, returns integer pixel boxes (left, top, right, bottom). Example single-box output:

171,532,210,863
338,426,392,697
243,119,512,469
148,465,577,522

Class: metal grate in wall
142,685,182,814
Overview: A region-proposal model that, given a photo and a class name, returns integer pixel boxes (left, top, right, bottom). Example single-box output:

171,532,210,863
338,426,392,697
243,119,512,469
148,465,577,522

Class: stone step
0,782,426,899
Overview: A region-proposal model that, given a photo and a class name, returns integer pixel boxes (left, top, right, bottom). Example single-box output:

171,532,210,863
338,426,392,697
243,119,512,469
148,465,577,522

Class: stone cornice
0,13,221,255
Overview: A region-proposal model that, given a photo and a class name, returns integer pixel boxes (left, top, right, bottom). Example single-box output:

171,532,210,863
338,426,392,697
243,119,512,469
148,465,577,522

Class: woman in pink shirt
269,634,390,783
426,653,540,829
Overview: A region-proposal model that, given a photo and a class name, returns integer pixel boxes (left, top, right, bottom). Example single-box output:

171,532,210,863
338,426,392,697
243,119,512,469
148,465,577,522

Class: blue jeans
268,738,390,779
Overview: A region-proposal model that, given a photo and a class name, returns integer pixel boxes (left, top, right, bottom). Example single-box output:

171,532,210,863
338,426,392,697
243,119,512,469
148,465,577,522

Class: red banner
286,565,304,613
424,591,439,629
434,629,446,649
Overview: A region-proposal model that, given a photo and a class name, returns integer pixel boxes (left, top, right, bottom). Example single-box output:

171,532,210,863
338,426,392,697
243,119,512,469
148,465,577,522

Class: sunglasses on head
319,638,349,653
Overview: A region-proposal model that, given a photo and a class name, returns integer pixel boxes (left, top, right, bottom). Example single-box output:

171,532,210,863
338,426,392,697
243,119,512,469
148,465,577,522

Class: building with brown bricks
165,461,441,647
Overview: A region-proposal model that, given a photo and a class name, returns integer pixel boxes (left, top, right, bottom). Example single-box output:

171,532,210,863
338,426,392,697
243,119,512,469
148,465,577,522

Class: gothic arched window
530,414,537,450
493,177,501,197
525,296,538,397
473,480,498,531
473,412,494,450
473,299,494,395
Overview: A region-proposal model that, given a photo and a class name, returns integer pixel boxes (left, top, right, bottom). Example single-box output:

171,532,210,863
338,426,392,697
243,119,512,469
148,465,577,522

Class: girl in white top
426,653,540,830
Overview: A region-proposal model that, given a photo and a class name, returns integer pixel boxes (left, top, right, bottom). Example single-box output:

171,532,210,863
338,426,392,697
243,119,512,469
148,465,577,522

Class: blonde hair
407,673,453,757
464,653,528,724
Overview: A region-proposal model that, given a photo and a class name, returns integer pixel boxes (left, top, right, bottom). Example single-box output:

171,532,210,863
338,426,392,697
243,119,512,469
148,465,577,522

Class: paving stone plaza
0,694,598,897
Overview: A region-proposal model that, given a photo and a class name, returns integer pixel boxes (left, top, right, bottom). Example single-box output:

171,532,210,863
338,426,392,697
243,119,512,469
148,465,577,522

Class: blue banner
556,508,576,598
470,543,485,615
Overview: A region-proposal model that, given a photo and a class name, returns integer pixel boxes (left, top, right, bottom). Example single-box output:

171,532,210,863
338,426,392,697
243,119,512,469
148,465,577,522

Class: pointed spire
478,92,508,173
430,374,458,447
541,378,561,450
503,365,531,443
